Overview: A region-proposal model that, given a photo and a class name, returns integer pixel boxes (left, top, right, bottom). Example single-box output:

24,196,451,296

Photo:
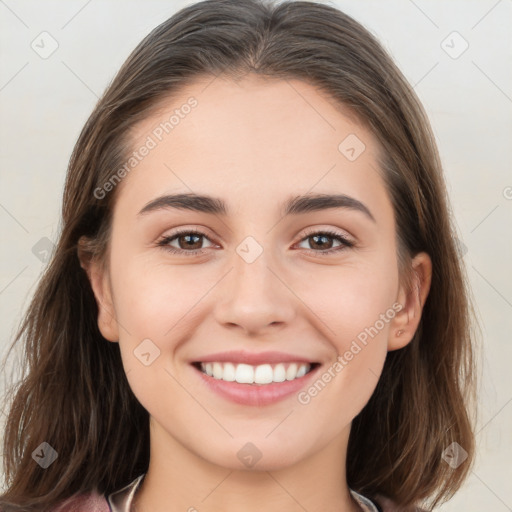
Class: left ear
388,251,432,351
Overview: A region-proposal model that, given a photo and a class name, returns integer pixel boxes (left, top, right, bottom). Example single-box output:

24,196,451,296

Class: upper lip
192,350,319,366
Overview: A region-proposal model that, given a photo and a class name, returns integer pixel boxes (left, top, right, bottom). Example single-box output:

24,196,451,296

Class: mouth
191,361,321,385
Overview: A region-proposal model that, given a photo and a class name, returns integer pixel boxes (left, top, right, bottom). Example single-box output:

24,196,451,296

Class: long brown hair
0,0,478,510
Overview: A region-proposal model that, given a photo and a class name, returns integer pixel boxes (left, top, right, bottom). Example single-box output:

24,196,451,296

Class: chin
198,438,309,472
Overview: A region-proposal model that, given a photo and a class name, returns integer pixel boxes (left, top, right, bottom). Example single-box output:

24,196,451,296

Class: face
84,73,429,471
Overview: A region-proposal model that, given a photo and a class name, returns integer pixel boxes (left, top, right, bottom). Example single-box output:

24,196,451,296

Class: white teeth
222,362,236,381
199,361,313,384
286,363,298,380
254,364,273,384
212,362,223,379
273,363,286,382
235,363,254,384
296,364,307,378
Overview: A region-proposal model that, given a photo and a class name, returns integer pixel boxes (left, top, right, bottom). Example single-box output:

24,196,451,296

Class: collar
107,474,380,512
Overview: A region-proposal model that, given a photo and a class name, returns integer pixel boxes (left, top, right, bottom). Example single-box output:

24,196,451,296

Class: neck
132,418,362,512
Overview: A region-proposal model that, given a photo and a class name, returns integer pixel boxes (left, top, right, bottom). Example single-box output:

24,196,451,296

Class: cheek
292,254,398,416
109,262,202,419
111,254,208,338
109,256,222,394
295,251,399,346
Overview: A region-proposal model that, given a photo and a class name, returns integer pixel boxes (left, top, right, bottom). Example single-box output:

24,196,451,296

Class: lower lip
192,364,320,406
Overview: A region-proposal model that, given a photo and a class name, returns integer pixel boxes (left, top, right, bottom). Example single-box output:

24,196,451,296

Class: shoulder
374,494,428,512
52,491,110,512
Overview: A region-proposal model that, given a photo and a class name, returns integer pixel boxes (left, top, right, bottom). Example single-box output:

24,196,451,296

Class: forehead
116,73,390,221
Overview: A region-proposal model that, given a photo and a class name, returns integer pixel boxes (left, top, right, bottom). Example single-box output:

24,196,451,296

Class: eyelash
156,228,355,257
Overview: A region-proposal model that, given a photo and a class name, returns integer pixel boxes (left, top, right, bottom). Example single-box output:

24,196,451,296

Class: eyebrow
138,192,375,222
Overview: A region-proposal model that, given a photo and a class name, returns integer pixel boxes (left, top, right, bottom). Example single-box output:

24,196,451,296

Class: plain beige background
1,0,511,509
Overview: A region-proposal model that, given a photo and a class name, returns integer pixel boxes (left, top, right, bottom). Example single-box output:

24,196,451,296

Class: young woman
0,0,477,511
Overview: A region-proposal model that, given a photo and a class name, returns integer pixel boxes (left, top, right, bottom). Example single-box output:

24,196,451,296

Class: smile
191,361,321,406
195,361,318,385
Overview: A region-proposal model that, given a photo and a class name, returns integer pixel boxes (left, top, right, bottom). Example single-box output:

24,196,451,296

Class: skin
80,73,432,512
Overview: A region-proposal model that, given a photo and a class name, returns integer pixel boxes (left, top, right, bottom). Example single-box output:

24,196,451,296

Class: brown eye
175,233,203,250
297,229,354,255
157,229,215,256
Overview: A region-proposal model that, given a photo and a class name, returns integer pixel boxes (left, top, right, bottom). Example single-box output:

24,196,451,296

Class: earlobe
77,239,119,343
388,252,432,351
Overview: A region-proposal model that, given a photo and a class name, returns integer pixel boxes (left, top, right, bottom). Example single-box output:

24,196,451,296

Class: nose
214,245,296,336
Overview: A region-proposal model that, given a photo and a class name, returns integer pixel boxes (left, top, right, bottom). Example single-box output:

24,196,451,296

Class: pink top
53,474,426,512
